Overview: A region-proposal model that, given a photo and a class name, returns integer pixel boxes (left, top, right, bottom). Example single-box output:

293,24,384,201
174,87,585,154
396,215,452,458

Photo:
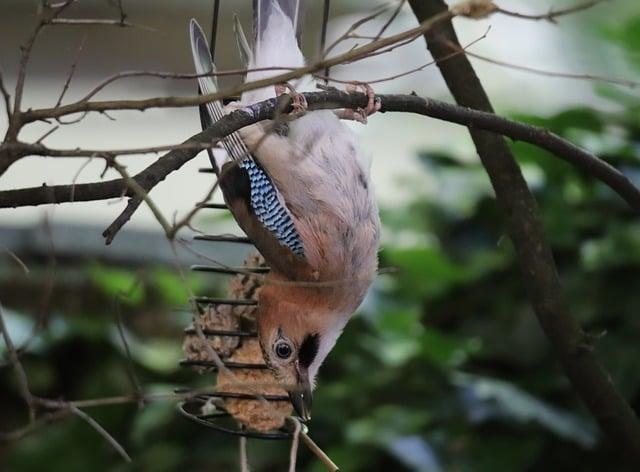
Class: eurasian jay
189,0,380,421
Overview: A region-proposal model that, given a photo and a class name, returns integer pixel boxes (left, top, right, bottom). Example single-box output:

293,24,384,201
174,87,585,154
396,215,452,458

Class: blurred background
1,0,640,470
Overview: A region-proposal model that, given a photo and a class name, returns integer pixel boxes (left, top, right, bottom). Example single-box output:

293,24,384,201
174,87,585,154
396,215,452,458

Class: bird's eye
274,340,293,360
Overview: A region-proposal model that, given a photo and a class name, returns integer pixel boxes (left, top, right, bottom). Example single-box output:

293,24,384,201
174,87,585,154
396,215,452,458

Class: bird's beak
289,380,312,422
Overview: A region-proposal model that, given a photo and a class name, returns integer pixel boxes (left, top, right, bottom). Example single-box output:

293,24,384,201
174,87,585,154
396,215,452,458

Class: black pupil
276,342,292,359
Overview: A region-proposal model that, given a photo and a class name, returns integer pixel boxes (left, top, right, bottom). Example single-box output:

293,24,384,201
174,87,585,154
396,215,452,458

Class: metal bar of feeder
183,327,257,337
191,265,270,275
199,167,216,174
176,389,289,402
191,296,257,305
199,203,229,209
179,359,269,369
194,235,252,244
177,403,292,440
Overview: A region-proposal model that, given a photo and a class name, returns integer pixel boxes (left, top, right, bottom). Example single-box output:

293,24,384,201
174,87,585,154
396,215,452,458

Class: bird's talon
344,81,379,121
275,82,307,115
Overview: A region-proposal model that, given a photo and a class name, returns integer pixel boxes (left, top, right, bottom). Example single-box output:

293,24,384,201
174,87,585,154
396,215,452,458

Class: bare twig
0,409,70,441
288,417,302,472
11,0,75,117
0,70,12,118
69,405,132,462
496,0,610,23
2,139,216,159
240,436,249,472
0,300,36,423
316,28,488,85
49,18,154,31
20,4,459,123
167,179,220,239
0,244,30,275
109,159,172,235
464,48,639,89
55,32,87,108
114,300,145,407
69,158,95,201
300,431,339,472
35,125,60,144
374,0,406,41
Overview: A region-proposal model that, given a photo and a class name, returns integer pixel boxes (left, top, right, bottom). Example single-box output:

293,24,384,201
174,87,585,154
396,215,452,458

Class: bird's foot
337,82,381,124
275,83,308,115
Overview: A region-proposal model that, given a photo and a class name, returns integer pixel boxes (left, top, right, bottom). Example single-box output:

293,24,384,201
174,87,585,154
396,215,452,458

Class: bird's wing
190,19,250,171
189,17,312,277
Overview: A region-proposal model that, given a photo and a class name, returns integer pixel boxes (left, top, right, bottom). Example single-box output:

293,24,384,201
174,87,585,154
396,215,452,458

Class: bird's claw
275,83,308,115
339,82,381,124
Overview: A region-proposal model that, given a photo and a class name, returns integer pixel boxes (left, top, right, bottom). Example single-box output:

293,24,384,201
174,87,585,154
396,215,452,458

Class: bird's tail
242,0,308,106
189,19,249,169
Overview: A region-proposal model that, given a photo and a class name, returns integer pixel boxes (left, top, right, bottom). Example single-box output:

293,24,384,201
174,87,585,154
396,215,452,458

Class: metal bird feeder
177,168,296,440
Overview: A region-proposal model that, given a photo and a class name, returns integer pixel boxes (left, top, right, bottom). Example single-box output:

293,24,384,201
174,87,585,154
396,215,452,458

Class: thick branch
2,92,639,216
410,0,640,458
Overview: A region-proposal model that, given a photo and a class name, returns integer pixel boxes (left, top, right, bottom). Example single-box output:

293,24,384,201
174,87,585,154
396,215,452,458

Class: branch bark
409,0,640,458
2,92,639,214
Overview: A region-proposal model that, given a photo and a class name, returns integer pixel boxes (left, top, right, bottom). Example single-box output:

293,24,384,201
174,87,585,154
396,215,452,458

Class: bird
189,0,380,421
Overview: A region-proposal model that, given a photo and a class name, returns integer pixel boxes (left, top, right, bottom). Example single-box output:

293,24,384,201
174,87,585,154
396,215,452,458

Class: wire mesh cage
177,168,297,440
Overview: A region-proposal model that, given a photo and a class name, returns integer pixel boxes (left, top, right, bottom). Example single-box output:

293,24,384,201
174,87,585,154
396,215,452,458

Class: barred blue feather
240,158,305,256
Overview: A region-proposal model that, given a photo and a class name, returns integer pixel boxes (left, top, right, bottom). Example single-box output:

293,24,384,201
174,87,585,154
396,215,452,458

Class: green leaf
88,264,144,305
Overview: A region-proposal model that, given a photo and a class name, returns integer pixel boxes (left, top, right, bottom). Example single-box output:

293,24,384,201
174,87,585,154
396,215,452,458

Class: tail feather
233,14,253,68
189,19,249,167
243,0,308,105
253,0,304,45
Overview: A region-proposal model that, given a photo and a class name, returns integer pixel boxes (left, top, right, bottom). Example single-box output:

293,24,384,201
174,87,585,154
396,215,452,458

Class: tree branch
18,5,459,124
2,91,639,216
496,0,610,23
409,0,640,458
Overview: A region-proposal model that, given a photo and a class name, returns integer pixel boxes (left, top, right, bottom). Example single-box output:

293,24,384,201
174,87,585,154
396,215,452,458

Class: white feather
242,1,312,106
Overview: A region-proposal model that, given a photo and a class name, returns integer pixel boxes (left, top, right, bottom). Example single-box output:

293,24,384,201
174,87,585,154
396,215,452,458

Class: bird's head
257,287,346,422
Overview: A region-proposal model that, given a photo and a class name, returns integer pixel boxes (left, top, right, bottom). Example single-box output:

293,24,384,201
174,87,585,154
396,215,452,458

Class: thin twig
69,405,132,462
374,0,406,41
34,125,60,144
55,32,87,108
109,159,172,235
49,18,154,31
167,179,220,239
0,70,12,118
69,158,94,202
0,244,30,275
20,4,460,123
316,28,488,85
288,417,302,472
3,139,216,159
496,0,610,23
0,300,36,423
114,300,145,407
240,436,250,472
0,409,70,441
463,48,639,89
300,431,339,472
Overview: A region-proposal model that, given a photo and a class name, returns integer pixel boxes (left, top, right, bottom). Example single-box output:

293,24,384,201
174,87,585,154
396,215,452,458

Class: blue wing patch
240,158,305,257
